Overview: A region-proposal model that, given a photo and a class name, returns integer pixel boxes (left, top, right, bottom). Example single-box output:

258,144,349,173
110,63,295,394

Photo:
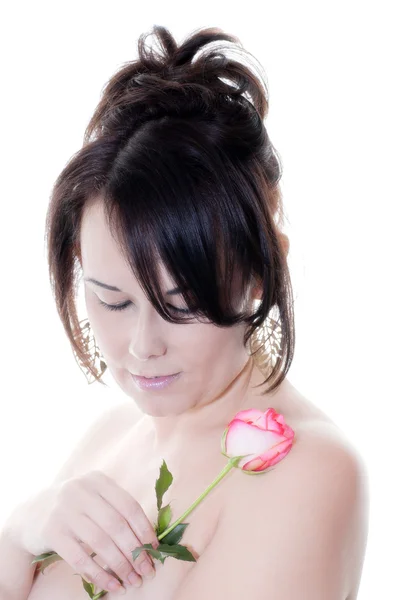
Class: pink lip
131,372,181,390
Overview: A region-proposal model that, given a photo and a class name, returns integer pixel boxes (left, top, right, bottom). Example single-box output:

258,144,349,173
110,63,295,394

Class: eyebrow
84,277,184,295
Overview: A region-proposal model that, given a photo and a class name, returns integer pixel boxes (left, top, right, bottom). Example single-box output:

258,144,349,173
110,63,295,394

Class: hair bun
84,25,269,144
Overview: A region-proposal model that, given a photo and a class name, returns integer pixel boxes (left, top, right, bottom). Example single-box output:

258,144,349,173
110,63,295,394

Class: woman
0,25,369,600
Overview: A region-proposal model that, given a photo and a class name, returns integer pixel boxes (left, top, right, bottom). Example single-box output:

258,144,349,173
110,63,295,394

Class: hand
5,471,159,592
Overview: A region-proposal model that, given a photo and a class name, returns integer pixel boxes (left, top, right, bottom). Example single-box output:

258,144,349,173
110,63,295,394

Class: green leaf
160,522,189,546
72,574,95,598
31,551,60,564
132,542,157,562
31,551,63,574
132,542,196,564
74,574,108,599
81,576,95,596
155,459,173,511
157,503,172,533
156,543,197,563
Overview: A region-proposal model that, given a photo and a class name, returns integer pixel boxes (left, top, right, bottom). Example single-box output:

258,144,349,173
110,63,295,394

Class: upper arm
175,428,369,600
50,401,141,485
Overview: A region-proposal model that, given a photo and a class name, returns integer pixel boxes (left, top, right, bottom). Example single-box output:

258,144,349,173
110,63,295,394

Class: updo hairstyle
44,25,295,395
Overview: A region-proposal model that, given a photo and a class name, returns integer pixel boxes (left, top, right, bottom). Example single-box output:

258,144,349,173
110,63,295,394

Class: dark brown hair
44,25,295,395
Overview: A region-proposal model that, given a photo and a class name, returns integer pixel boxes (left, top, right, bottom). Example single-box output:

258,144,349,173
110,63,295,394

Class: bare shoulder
251,377,369,510
281,419,369,519
278,421,369,600
230,420,369,598
228,416,368,515
177,418,369,600
243,378,369,597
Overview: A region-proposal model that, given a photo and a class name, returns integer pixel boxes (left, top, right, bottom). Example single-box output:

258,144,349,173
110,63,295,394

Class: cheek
186,323,248,367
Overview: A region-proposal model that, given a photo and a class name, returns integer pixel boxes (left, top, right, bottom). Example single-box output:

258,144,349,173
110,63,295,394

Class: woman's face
79,200,255,419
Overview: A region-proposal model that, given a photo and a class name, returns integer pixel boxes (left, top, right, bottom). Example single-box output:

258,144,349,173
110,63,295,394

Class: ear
250,280,263,302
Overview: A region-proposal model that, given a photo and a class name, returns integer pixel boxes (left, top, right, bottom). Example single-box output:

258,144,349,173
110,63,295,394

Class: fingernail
128,571,143,587
108,579,126,594
141,560,155,579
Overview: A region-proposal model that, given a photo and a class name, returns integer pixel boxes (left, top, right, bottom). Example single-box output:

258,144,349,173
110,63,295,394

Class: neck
142,355,267,455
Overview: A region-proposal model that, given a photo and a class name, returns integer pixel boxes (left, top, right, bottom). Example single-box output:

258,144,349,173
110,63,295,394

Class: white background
1,1,414,598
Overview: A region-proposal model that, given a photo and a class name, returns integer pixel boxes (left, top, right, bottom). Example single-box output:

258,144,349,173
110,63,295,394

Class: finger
89,472,159,554
73,515,150,582
71,513,145,586
56,532,128,594
103,562,143,590
79,483,157,579
86,490,156,579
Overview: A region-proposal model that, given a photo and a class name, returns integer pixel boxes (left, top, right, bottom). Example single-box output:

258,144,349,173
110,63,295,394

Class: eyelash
97,299,193,315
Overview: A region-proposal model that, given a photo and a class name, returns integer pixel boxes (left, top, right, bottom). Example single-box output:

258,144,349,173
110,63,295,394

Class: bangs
98,119,264,327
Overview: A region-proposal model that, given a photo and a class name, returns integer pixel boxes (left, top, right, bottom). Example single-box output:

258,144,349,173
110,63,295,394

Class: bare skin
26,368,364,600
26,201,367,598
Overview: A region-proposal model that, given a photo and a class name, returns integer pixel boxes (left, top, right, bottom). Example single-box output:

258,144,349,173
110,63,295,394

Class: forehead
79,199,169,281
80,200,119,259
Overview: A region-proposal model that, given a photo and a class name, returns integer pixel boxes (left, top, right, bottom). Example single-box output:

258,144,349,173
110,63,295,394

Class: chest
27,383,333,599
27,424,228,600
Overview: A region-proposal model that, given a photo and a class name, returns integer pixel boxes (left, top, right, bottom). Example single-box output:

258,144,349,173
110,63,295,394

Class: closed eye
97,299,131,312
97,298,193,314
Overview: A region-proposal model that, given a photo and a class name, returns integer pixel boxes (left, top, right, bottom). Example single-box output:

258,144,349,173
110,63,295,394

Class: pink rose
221,407,295,472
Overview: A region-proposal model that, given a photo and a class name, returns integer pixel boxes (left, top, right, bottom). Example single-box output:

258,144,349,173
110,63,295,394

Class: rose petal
225,419,288,458
241,438,293,471
230,408,265,425
231,407,288,434
257,408,282,431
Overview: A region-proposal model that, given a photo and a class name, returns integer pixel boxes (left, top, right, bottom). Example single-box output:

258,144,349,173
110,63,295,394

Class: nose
128,306,168,361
